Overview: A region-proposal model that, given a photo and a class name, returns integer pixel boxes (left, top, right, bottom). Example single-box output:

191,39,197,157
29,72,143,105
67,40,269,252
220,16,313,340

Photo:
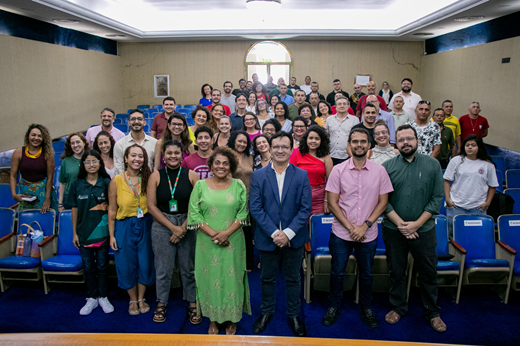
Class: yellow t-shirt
443,114,461,137
188,127,196,144
114,174,148,220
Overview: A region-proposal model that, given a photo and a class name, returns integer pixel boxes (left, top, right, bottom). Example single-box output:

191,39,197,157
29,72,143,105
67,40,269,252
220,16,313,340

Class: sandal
188,306,203,325
226,322,237,335
153,305,167,323
129,301,140,316
138,299,150,314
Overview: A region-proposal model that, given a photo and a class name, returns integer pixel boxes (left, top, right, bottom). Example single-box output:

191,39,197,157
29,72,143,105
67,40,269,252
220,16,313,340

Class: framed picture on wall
154,75,169,98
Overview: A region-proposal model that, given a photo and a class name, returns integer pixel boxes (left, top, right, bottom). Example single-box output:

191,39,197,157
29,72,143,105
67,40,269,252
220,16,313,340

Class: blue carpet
0,263,519,344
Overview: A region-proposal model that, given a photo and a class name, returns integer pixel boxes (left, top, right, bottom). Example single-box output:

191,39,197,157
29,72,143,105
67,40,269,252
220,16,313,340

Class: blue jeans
328,232,378,309
79,244,110,298
259,246,304,318
446,206,486,239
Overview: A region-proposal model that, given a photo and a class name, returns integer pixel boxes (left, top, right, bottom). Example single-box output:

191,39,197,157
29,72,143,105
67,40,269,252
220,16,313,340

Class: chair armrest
38,234,55,248
449,240,467,255
497,240,517,255
0,232,14,245
8,203,19,209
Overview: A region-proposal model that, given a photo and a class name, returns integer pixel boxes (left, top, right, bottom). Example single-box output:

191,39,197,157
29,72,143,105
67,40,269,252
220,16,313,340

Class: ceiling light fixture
52,19,80,24
454,16,485,22
246,0,281,12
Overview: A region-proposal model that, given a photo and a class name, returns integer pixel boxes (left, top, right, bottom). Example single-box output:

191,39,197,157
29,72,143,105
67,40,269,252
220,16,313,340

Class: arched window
245,41,292,85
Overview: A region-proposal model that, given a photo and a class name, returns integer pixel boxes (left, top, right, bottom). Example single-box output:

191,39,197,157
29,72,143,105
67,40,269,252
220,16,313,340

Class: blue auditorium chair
136,105,150,110
54,153,62,168
436,215,465,303
506,169,520,189
113,118,123,125
186,118,195,126
491,156,505,182
40,210,84,294
303,214,357,304
114,124,128,133
52,141,65,153
504,189,520,214
498,214,520,292
496,170,504,193
143,124,150,134
0,184,18,209
453,214,515,303
153,105,162,109
116,113,127,120
183,105,197,111
0,209,56,292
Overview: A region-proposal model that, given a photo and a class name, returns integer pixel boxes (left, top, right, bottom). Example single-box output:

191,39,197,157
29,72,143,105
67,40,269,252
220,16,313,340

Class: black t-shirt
326,90,350,106
352,122,376,149
156,167,193,214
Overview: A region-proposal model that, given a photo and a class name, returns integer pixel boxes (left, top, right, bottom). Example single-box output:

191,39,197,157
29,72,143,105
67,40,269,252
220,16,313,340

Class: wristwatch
364,220,373,228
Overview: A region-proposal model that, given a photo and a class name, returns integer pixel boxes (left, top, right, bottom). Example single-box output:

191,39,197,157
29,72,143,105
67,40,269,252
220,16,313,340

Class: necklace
469,116,478,132
25,146,42,159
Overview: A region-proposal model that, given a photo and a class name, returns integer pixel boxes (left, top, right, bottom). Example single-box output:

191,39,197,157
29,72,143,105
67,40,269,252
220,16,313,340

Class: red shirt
289,149,326,186
181,152,213,180
208,104,231,116
459,114,489,141
356,95,388,112
331,106,355,116
151,112,168,139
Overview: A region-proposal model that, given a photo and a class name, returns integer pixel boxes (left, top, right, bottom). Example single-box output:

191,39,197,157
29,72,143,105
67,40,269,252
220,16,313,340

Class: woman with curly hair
316,100,333,128
10,124,55,212
108,144,155,316
290,125,333,214
199,84,213,107
189,105,216,145
59,132,89,212
188,147,251,335
93,131,116,178
253,81,268,102
154,113,195,170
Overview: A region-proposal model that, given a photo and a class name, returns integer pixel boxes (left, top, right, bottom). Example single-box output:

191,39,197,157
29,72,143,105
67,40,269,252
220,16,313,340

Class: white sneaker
98,297,114,313
80,298,99,315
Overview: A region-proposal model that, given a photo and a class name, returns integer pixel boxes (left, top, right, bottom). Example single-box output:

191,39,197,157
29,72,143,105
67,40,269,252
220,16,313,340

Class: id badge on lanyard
166,167,182,214
126,172,143,218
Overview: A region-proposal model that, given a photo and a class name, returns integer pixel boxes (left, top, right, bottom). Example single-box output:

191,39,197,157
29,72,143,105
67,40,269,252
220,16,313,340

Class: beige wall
118,40,424,109
0,34,123,152
420,36,520,152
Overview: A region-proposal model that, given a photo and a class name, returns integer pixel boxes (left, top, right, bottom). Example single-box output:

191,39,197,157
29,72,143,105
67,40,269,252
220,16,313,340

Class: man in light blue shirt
363,95,396,145
278,84,294,105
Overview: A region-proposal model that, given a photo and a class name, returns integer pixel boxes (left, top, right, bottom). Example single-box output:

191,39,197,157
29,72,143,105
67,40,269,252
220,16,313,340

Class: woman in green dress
187,147,251,335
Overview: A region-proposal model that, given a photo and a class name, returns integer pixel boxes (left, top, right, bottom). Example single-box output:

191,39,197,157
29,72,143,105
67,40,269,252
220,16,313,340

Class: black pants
332,157,347,166
79,245,109,298
382,225,440,320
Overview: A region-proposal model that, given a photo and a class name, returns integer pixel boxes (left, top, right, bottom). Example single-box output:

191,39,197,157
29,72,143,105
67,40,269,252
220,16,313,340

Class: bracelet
324,199,328,202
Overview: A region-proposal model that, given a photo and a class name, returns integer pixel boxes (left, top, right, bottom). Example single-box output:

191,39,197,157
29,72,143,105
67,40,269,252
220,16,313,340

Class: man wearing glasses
388,78,422,118
406,101,441,158
113,109,157,174
381,124,446,333
250,131,312,337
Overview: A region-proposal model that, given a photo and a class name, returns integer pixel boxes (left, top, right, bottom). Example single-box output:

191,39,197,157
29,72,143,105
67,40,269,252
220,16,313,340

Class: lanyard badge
166,167,182,213
126,172,143,218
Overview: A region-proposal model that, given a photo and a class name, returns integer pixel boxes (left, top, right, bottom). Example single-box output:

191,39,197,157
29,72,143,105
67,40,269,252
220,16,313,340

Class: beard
399,144,417,158
401,86,411,93
351,148,368,158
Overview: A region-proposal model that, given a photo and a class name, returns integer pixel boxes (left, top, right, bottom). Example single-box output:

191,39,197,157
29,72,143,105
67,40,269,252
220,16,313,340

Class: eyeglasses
293,125,306,129
272,145,291,151
418,100,431,105
130,117,144,121
83,160,100,165
263,128,275,133
397,137,416,143
374,130,389,136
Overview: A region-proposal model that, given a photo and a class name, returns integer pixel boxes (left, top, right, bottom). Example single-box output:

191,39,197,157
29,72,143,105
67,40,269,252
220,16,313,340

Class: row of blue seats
305,213,520,305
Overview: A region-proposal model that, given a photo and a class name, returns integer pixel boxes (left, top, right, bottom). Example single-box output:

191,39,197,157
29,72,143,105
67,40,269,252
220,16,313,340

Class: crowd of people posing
9,76,497,337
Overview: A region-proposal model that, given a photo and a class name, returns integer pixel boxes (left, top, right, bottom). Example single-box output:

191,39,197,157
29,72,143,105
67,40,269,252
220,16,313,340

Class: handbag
15,222,44,257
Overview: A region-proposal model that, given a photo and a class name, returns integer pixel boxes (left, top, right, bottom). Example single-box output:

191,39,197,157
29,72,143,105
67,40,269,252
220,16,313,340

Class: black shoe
288,316,307,337
321,307,340,327
360,308,379,328
253,314,272,334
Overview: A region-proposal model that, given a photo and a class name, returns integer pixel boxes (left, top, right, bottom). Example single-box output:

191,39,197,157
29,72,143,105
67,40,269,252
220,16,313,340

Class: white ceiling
0,0,519,42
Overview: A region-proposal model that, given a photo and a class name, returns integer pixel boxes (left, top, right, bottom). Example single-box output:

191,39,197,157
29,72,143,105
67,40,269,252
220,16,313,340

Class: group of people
9,74,497,337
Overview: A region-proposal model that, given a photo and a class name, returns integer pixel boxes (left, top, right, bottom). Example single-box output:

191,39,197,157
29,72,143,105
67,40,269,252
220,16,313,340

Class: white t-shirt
443,156,499,209
300,84,312,95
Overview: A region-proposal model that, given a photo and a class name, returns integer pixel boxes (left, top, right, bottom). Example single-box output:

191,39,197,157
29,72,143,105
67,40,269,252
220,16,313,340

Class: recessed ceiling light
52,19,80,24
413,33,434,36
246,0,281,11
454,16,485,22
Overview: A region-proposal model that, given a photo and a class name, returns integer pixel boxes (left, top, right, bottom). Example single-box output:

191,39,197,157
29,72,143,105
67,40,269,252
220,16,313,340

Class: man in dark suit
249,131,312,337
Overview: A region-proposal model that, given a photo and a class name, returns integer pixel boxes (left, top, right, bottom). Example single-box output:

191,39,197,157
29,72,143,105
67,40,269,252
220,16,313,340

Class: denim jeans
332,158,347,166
259,246,305,318
151,213,196,305
446,206,486,239
79,244,110,298
328,232,378,309
383,225,440,320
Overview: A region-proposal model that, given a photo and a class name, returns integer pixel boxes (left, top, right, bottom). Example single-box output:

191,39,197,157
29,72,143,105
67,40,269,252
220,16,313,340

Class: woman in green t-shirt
58,132,88,212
